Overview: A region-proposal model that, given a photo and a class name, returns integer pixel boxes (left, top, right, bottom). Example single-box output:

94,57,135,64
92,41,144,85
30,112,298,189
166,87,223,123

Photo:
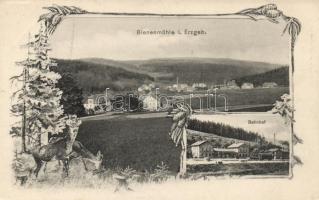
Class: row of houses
167,81,278,92
83,79,279,113
191,141,250,159
190,141,289,160
167,82,208,92
215,80,278,90
83,93,160,113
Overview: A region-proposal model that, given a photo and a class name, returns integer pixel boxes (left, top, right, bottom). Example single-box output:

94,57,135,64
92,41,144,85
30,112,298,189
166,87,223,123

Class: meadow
166,87,289,111
76,116,181,173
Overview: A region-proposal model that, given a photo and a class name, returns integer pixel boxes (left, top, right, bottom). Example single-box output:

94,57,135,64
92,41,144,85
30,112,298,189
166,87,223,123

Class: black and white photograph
8,4,298,188
1,1,319,199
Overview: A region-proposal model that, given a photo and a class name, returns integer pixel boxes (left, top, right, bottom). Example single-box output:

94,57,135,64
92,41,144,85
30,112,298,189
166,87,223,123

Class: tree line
235,66,289,87
187,119,265,142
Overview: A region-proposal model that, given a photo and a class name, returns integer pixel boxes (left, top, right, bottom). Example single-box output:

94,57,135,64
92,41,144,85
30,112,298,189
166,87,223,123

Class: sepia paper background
0,0,318,199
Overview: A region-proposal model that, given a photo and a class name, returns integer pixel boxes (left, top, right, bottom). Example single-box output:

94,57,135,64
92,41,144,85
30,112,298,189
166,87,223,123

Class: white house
83,96,95,110
191,140,214,158
241,82,254,89
168,83,189,92
262,82,278,88
186,86,194,92
140,94,158,111
192,83,207,90
83,94,111,113
227,143,250,158
177,83,189,92
221,80,240,90
138,84,151,93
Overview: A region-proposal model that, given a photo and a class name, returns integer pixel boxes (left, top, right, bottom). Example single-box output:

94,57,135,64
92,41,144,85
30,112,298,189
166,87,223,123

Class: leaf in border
43,6,59,13
292,155,303,167
52,4,68,15
70,6,86,14
293,134,303,145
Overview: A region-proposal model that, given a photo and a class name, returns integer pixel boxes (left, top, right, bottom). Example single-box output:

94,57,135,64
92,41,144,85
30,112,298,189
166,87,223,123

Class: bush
150,162,170,183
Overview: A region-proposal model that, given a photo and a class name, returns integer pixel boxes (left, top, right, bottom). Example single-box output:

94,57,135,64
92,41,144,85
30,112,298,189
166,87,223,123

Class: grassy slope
76,116,181,172
173,87,289,110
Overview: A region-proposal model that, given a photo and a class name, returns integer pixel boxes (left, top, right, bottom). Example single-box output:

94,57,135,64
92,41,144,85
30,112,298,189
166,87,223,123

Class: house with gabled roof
83,93,111,114
139,93,159,111
227,142,250,158
262,82,278,88
190,141,250,159
241,82,254,89
190,140,214,158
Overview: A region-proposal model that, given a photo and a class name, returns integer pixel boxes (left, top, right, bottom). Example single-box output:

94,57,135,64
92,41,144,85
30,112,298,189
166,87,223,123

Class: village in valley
82,78,281,115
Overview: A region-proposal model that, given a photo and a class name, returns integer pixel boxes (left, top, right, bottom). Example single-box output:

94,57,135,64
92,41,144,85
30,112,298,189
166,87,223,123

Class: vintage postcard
0,1,318,200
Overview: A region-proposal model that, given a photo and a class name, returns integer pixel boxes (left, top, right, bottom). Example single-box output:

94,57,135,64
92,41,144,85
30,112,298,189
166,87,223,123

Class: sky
49,15,290,64
192,113,290,142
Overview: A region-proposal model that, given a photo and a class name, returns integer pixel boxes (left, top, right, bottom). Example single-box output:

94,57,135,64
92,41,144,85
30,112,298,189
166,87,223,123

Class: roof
228,143,246,148
268,148,280,152
258,151,273,155
191,140,208,146
213,148,237,153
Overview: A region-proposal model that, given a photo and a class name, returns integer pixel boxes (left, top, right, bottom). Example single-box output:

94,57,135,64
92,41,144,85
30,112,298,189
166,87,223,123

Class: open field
77,115,181,173
161,87,289,111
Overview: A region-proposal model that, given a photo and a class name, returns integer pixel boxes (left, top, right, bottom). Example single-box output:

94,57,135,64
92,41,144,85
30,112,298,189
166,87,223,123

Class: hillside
52,59,154,93
187,129,257,147
53,58,286,93
235,67,289,87
188,118,264,142
127,58,284,84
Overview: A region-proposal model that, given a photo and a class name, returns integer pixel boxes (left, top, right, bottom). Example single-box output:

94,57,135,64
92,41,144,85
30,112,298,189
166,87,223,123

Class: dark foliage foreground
77,116,181,172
